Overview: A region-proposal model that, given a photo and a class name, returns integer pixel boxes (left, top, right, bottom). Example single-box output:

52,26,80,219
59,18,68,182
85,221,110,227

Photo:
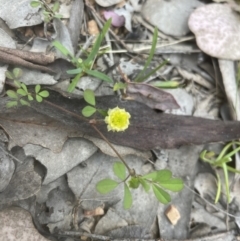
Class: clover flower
105,107,131,132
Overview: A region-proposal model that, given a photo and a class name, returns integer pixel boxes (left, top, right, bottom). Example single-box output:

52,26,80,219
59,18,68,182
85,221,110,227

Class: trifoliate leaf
143,169,171,182
36,95,43,102
96,179,118,194
152,184,171,204
82,106,96,117
35,84,41,94
17,89,27,96
30,1,41,7
113,162,126,180
6,101,18,108
20,83,28,93
83,89,95,106
142,171,157,180
139,178,150,192
39,90,49,98
14,80,21,88
155,170,172,182
28,94,34,101
128,177,140,189
13,68,23,79
5,71,14,80
158,178,184,192
6,90,18,99
20,99,30,106
123,183,132,209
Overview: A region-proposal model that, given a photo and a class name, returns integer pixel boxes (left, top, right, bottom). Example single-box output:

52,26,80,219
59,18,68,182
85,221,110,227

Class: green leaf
20,83,28,93
85,69,113,83
134,27,158,82
6,90,18,99
123,183,132,209
139,178,150,192
152,80,180,89
44,16,51,23
28,94,34,101
5,71,14,80
128,177,140,189
214,172,221,203
97,109,108,117
6,101,18,108
82,106,96,117
66,68,82,75
156,170,172,182
17,88,27,96
52,41,74,59
158,178,184,192
39,90,49,98
85,19,111,66
52,1,60,12
13,80,21,88
35,84,41,94
96,179,118,194
68,73,82,92
113,162,126,181
20,99,30,106
54,13,63,19
13,68,23,79
113,82,127,91
83,89,95,106
36,94,43,102
222,163,231,203
30,1,41,7
152,184,171,204
143,169,171,182
137,59,168,83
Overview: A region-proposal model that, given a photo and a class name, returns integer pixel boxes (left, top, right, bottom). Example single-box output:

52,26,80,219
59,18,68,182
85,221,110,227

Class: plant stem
91,124,135,176
43,99,135,176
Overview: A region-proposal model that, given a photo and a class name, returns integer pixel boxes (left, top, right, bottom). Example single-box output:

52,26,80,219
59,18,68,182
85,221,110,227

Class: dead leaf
0,158,41,205
0,207,49,241
126,82,180,111
0,107,72,152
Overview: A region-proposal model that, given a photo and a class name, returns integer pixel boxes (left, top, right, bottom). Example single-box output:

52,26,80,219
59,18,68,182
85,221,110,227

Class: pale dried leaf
126,83,180,111
0,207,49,241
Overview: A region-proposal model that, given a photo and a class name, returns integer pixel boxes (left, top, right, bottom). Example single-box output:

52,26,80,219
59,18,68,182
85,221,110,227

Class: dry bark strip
0,49,55,74
25,90,240,151
0,46,55,65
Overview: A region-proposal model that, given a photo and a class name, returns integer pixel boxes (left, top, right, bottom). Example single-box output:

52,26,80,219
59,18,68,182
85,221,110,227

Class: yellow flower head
105,107,131,132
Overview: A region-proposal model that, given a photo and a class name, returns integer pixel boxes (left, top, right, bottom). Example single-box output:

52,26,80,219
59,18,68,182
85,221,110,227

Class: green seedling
114,27,180,93
200,141,240,203
134,27,166,83
96,162,183,209
81,89,107,117
52,19,113,92
30,0,62,23
6,68,49,107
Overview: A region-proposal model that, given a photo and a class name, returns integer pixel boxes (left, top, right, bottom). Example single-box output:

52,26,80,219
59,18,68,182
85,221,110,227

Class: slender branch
91,124,135,176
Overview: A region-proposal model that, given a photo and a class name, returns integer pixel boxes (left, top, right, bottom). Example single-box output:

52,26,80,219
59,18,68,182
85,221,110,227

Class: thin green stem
91,124,135,176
